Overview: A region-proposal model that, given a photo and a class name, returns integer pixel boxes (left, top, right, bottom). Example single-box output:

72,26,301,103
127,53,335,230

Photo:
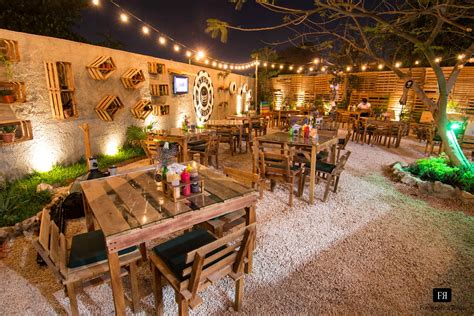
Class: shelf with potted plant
0,120,33,146
0,81,26,104
44,61,78,119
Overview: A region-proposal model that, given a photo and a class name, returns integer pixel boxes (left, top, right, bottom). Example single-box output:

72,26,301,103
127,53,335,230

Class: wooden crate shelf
0,38,20,62
150,83,169,96
95,95,124,121
44,61,77,119
121,68,145,89
131,99,153,120
0,81,26,103
86,56,117,80
0,120,32,146
148,62,165,75
152,104,170,116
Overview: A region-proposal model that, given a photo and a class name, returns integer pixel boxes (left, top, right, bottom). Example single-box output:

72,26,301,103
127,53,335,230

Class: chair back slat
182,244,240,277
39,210,51,250
223,167,259,188
49,222,60,265
59,233,67,277
184,224,256,298
334,151,351,175
141,140,158,163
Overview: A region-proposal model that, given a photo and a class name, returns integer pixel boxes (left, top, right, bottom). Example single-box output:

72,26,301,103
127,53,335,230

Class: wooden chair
141,139,158,164
216,126,237,156
424,126,443,155
337,129,352,162
188,135,220,168
201,167,263,238
256,145,304,207
299,151,351,202
33,210,141,316
149,224,256,316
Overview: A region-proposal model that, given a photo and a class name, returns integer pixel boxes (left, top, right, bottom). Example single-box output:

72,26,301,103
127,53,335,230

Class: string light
297,69,301,73
204,59,209,65
92,0,100,6
173,44,180,52
230,65,234,69
309,67,314,71
196,50,205,61
212,61,217,67
321,66,326,72
218,63,222,68
313,58,320,64
361,65,367,71
434,57,442,63
271,64,275,68
263,62,268,67
395,61,401,68
289,65,294,70
142,26,150,35
120,13,128,23
186,51,192,58
457,54,465,60
378,64,384,70
415,60,420,65
346,66,352,71
279,65,284,69
158,36,166,45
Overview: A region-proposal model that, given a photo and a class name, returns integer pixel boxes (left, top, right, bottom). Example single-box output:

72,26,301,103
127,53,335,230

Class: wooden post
79,123,92,169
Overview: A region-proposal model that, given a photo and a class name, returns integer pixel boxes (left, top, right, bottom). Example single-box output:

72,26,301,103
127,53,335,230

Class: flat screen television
173,75,188,94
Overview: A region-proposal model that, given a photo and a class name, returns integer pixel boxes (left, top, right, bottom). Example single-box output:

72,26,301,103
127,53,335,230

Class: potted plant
0,88,15,103
1,125,17,143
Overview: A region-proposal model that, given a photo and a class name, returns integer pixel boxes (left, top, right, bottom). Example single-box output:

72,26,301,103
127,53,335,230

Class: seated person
357,98,371,117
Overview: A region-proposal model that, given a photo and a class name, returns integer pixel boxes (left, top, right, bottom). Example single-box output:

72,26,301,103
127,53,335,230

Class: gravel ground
0,133,473,315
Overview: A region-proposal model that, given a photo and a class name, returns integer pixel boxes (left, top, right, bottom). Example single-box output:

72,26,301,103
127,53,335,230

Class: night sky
78,0,315,64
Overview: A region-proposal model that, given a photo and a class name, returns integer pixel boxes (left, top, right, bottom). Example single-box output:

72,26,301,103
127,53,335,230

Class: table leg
309,145,317,204
182,140,188,162
108,251,126,316
245,205,256,274
330,144,337,164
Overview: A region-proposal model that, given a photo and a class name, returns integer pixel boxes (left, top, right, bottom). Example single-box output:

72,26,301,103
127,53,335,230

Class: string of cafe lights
91,0,473,74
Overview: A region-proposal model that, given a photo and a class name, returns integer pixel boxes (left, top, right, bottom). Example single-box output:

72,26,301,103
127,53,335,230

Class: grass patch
0,147,144,227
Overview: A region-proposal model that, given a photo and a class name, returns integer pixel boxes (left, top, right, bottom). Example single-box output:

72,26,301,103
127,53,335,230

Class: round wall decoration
242,83,248,93
229,81,237,95
193,70,214,123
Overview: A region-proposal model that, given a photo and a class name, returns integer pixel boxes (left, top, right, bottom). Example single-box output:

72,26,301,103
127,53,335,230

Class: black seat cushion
189,144,207,152
153,228,227,281
338,138,345,145
316,161,336,173
68,230,136,268
188,139,207,146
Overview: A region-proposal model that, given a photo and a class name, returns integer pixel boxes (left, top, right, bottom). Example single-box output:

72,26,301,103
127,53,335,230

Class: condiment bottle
181,169,191,196
190,168,199,193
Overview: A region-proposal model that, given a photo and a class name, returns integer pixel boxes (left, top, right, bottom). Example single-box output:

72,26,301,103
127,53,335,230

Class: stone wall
0,29,254,179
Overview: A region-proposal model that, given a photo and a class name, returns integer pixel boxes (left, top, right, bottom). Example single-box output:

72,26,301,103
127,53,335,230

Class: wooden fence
270,66,474,120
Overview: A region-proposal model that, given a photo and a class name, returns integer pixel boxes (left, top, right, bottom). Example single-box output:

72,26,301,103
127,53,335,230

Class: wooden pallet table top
80,161,256,245
257,131,337,148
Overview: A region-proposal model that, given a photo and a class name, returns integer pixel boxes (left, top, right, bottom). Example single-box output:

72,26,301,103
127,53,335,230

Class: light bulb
263,62,267,67
92,0,100,6
173,44,180,52
361,65,367,71
186,51,192,57
289,66,294,70
395,62,401,68
271,64,275,68
158,36,166,45
309,67,314,71
321,66,326,71
212,61,217,67
120,13,128,23
230,65,234,69
196,51,205,60
279,65,283,69
218,63,222,68
204,59,209,65
142,26,150,35
434,57,441,63
313,58,320,64
457,54,465,60
415,60,420,65
346,66,352,71
378,64,384,70
224,64,228,69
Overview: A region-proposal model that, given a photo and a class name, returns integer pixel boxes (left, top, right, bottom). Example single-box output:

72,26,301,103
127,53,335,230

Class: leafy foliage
205,19,229,43
406,155,474,193
125,123,156,148
0,147,144,227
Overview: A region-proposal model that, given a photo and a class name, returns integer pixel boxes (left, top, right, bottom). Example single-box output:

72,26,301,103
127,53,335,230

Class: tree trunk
435,98,471,168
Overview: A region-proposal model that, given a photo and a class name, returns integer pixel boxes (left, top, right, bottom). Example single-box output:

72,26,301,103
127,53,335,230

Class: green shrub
405,155,474,193
0,147,145,227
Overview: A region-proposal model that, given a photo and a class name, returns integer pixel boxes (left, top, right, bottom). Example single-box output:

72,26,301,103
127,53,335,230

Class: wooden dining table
149,128,215,162
80,162,257,315
360,118,404,148
256,131,338,204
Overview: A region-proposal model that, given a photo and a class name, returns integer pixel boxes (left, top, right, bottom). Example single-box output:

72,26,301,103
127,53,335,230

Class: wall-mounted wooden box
86,56,117,80
95,95,124,121
121,68,145,89
0,120,33,146
0,38,20,62
44,61,77,119
148,62,165,75
150,83,170,96
131,99,153,120
0,81,26,104
152,104,170,116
